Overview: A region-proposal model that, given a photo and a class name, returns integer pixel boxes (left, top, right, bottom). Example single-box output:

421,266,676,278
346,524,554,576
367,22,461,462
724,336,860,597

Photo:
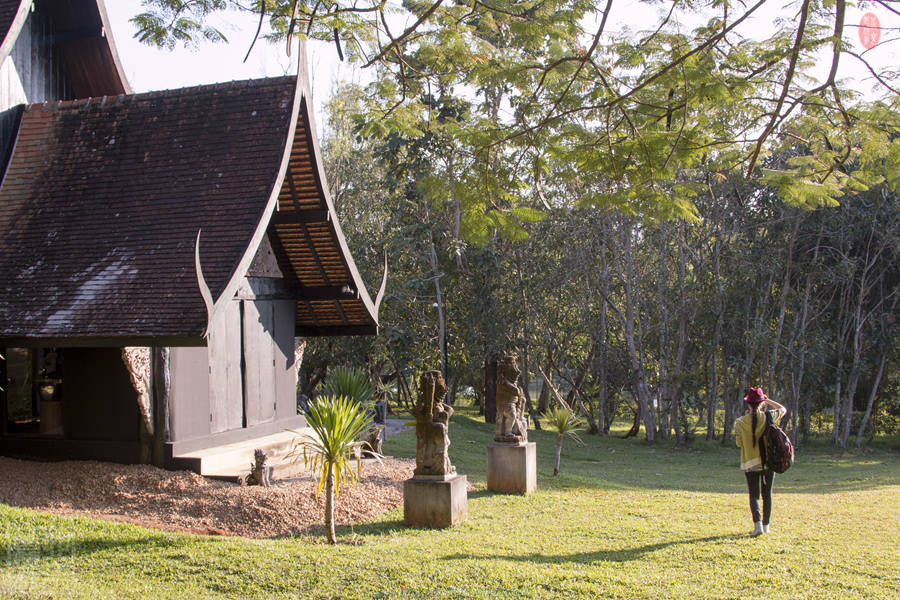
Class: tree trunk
325,463,336,544
398,367,414,411
831,355,844,445
559,354,599,434
537,365,571,411
483,355,498,423
840,350,863,448
553,436,563,476
537,367,552,413
620,222,655,441
669,227,692,446
427,229,448,380
574,389,599,434
623,406,641,438
767,216,799,398
538,380,551,413
794,218,825,444
855,351,887,447
706,345,719,442
522,348,541,430
447,376,458,406
597,231,611,434
656,229,670,440
722,367,738,444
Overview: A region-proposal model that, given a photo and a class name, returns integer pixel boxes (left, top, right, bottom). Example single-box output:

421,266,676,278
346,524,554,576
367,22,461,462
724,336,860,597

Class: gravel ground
0,455,417,538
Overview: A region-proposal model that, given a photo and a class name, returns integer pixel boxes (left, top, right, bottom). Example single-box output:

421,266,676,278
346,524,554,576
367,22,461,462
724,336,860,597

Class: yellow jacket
734,407,786,471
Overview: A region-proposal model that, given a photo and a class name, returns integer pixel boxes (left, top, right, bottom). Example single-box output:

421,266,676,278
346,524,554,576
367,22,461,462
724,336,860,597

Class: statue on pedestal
494,355,528,444
412,370,456,477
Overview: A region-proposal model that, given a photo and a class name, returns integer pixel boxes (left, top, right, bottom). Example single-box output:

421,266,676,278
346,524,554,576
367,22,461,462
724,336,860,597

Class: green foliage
545,406,584,445
132,1,900,215
131,0,228,50
321,366,375,408
545,406,584,476
290,394,372,498
288,394,375,543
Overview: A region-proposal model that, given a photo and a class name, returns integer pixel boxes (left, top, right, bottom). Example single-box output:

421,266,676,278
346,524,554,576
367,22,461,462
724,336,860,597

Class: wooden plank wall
273,299,297,421
168,346,210,441
242,299,276,426
208,300,244,433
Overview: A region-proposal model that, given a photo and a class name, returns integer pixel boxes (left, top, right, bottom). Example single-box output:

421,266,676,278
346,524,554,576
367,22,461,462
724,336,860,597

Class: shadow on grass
442,534,744,564
1,536,177,566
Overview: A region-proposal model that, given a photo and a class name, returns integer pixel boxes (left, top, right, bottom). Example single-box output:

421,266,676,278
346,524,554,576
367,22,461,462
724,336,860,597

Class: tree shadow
442,534,744,564
1,536,177,567
277,517,411,539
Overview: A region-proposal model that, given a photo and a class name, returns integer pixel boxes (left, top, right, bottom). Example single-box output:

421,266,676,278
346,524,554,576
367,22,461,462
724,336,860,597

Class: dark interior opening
1,347,64,436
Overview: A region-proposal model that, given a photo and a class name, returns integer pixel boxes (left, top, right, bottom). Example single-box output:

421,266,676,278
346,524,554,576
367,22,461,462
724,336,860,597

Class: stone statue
363,427,383,458
412,370,456,477
494,355,528,444
245,448,271,487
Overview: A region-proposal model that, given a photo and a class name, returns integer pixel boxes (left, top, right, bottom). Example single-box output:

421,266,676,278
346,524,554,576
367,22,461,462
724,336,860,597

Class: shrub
322,366,375,409
546,406,584,476
289,395,374,543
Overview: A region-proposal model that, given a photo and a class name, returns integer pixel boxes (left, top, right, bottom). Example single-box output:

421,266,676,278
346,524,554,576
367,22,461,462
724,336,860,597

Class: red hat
744,387,766,404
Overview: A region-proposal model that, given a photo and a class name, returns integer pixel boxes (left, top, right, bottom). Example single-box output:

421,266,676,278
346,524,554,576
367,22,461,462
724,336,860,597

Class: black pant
745,469,775,524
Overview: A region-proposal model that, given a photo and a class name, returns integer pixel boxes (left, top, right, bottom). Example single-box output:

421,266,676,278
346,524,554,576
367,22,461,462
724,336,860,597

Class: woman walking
733,387,786,537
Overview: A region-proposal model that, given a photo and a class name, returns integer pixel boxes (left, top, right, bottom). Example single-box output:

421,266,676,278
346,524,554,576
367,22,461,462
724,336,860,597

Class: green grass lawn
2,407,898,599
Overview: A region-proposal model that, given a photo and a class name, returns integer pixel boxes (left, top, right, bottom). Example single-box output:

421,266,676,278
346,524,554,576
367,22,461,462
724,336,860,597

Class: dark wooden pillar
151,347,171,468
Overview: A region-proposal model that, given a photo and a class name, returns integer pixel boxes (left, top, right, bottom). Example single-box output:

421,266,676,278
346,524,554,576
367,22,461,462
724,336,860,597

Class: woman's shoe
751,522,764,537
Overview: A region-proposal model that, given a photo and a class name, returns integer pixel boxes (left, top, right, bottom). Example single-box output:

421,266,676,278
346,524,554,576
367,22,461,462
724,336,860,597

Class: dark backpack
760,410,794,473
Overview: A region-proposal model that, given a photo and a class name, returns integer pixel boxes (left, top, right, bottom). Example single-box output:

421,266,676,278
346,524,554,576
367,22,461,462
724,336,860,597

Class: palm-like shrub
546,407,584,476
321,366,375,409
289,394,373,543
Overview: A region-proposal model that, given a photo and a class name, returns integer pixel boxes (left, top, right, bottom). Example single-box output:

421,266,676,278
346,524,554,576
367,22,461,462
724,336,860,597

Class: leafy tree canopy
132,1,900,220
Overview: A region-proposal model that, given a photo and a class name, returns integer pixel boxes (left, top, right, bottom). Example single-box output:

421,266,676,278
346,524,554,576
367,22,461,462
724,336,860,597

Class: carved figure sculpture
363,427,383,457
412,370,456,477
494,355,528,443
246,448,271,487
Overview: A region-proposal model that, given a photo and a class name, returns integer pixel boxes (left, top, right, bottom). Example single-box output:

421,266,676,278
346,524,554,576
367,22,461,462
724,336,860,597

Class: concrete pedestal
403,474,468,528
487,442,537,494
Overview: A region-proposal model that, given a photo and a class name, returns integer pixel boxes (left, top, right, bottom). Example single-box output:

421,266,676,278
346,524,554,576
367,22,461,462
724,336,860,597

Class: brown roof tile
0,67,380,344
0,77,297,341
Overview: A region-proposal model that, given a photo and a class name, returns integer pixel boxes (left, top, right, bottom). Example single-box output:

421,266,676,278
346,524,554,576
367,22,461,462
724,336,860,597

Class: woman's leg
761,470,775,527
745,471,762,523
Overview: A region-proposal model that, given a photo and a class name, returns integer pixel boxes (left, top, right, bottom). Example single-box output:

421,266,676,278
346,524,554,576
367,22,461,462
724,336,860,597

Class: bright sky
104,1,365,119
105,1,900,119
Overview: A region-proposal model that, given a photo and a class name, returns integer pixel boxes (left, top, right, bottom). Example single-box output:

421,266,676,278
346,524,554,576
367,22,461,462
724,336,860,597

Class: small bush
321,366,375,410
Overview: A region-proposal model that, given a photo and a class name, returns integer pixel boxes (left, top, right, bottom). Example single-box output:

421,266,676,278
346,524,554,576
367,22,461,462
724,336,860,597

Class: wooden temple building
0,0,381,475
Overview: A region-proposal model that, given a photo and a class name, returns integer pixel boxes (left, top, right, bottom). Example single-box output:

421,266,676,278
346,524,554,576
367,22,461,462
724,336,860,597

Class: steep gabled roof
0,65,378,346
0,0,129,97
268,67,381,337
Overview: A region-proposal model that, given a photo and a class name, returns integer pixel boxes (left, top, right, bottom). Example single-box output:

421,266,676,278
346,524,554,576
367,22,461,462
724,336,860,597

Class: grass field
1,407,898,599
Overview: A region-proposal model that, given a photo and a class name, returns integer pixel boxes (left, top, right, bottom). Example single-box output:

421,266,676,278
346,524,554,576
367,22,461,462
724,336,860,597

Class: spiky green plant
321,366,375,409
546,406,584,476
288,394,374,544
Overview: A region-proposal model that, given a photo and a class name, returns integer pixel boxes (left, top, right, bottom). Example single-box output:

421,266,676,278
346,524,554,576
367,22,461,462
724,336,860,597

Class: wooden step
174,428,314,480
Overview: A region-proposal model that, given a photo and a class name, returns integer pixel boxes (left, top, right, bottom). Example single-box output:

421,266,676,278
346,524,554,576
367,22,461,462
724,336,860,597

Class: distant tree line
300,83,899,449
